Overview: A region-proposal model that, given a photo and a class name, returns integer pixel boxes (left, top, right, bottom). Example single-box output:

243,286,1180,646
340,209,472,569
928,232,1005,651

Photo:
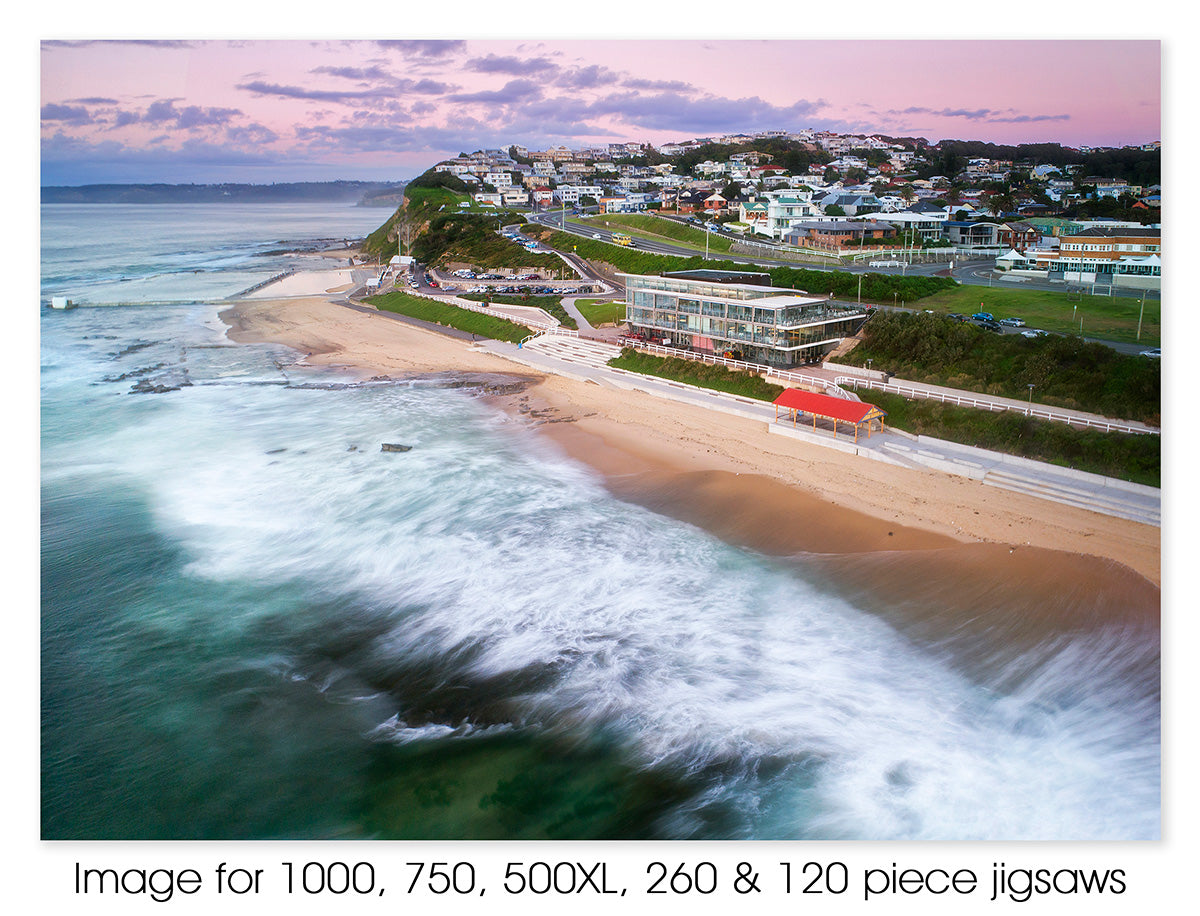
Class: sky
39,37,1161,186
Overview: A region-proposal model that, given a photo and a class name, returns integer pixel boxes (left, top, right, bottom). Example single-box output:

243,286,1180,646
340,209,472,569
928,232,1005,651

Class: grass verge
855,388,1160,488
607,347,785,400
367,290,532,344
917,284,1160,345
461,293,577,330
575,298,626,326
608,346,1159,487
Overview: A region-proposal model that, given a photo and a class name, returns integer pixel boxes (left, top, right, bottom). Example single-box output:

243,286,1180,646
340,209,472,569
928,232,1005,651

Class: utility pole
1138,290,1146,340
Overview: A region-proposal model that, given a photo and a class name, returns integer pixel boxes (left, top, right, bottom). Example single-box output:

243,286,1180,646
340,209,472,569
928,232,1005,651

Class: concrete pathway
483,333,1160,527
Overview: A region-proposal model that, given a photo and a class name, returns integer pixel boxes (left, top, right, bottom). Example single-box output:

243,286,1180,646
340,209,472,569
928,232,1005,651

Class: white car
1021,329,1047,338
1139,347,1161,358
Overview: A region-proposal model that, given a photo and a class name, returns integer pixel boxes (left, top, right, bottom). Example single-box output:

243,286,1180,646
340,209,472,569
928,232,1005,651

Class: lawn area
608,344,1159,487
855,388,1160,488
575,298,626,326
461,292,577,330
366,290,532,343
916,284,1160,345
608,347,785,400
847,310,1160,425
581,213,737,254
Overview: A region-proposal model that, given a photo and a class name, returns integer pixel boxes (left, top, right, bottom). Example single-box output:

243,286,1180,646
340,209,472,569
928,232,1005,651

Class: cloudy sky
40,38,1161,186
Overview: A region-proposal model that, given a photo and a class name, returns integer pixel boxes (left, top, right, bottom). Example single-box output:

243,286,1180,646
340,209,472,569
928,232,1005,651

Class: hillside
362,169,559,271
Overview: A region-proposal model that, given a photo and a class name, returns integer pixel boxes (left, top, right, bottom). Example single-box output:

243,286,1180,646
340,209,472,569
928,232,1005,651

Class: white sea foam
51,369,1158,840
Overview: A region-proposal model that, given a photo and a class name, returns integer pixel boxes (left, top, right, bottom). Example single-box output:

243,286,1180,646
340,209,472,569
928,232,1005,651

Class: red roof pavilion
772,388,887,442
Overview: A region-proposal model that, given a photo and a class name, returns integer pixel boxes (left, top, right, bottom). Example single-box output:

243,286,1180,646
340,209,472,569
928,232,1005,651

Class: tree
719,179,742,200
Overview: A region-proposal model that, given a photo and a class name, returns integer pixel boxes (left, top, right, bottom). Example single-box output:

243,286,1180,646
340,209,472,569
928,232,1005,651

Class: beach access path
486,332,1161,528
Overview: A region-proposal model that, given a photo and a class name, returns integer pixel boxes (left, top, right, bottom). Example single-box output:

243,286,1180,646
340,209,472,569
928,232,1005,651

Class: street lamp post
1027,384,1035,416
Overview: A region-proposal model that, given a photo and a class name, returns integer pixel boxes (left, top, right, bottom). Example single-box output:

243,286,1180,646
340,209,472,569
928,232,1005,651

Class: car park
998,317,1026,327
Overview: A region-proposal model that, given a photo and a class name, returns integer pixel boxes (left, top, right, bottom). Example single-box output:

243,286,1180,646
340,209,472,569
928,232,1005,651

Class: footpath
475,333,1160,528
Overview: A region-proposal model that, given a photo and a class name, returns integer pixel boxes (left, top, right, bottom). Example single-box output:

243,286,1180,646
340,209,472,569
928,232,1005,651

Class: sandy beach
220,295,1161,597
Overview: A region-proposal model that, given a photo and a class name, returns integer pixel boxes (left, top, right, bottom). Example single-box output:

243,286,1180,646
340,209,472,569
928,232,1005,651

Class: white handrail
612,336,1158,436
836,375,1158,436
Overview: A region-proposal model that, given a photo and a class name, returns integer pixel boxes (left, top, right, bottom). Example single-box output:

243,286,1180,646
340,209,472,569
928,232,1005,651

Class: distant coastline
40,180,406,206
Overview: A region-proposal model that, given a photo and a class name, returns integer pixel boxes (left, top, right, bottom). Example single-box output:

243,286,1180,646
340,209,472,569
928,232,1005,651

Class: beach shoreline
219,294,1161,598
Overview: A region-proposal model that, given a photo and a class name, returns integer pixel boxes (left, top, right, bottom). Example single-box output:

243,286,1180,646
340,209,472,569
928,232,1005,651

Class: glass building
620,269,870,368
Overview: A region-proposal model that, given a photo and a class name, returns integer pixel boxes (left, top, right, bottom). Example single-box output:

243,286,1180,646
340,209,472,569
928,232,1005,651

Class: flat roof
660,269,772,284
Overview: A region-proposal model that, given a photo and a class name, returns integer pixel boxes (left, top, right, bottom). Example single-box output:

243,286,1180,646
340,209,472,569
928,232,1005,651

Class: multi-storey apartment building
621,270,870,367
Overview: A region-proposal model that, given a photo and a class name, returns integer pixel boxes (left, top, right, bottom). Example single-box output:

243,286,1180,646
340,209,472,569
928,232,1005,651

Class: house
817,192,883,217
996,221,1043,253
942,221,1001,249
782,220,898,250
675,189,710,214
501,188,530,207
739,200,770,232
861,211,946,244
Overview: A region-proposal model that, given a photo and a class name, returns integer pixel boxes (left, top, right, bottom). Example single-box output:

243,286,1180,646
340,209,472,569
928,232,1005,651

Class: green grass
366,290,532,343
583,213,737,254
917,284,1160,345
607,347,785,401
847,310,1160,425
549,233,958,304
855,388,1160,487
575,298,626,326
461,293,577,330
608,344,1159,487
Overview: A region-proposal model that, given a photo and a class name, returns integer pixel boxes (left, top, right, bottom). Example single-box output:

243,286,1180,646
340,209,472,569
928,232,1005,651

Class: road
525,210,1160,302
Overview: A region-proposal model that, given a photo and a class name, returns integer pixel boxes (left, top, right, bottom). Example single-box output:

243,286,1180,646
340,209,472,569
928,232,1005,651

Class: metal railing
616,337,834,391
611,336,1160,435
835,375,1158,436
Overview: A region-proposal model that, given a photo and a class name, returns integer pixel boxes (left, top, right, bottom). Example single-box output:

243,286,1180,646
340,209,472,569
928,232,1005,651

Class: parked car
1139,347,1162,358
977,319,1002,332
1021,329,1048,338
971,312,995,322
999,317,1026,327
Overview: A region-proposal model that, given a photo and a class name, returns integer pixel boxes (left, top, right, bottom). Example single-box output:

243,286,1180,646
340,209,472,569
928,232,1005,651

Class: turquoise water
40,204,1160,840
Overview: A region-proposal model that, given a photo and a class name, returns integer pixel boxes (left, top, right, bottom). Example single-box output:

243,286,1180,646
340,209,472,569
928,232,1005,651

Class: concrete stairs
521,334,621,370
982,469,1161,527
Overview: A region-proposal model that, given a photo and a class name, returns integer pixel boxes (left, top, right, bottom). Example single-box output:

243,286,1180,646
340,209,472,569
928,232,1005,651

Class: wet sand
219,295,1161,628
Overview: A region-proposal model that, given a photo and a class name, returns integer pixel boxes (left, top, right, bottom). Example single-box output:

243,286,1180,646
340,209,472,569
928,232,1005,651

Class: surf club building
619,269,870,368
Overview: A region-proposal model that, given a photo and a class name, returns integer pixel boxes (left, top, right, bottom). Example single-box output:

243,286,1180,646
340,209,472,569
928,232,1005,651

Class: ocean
39,202,1160,840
